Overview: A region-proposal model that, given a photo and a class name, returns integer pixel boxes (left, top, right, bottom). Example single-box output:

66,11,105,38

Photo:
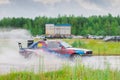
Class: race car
18,39,92,58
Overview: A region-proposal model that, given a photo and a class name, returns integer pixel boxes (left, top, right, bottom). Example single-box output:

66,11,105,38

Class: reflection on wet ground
0,55,120,75
80,56,120,70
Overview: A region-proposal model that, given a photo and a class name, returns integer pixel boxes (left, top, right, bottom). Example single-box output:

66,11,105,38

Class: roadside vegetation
63,39,120,55
0,14,120,36
0,65,120,80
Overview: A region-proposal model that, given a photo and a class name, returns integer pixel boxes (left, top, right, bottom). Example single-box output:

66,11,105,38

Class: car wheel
70,54,81,61
24,52,33,58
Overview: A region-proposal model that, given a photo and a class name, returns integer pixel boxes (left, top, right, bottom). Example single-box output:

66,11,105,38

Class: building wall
45,24,55,35
45,24,71,35
55,26,71,35
62,26,71,35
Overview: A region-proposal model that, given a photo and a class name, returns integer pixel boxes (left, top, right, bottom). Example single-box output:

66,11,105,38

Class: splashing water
0,29,69,74
0,28,32,39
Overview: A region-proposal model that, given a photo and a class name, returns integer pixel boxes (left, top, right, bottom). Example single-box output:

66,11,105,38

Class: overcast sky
0,0,120,19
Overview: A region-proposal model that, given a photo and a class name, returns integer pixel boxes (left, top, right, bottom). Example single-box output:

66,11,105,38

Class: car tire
70,54,81,61
24,52,33,58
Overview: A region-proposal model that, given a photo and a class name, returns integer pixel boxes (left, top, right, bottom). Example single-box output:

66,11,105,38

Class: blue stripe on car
75,50,84,55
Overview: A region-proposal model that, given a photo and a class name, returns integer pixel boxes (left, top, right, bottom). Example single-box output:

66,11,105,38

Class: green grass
63,39,120,55
0,65,120,80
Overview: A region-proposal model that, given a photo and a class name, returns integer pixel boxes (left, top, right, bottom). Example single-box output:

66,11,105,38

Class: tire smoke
0,29,68,74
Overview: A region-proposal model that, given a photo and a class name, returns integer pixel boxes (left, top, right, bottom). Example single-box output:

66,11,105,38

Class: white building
45,24,71,36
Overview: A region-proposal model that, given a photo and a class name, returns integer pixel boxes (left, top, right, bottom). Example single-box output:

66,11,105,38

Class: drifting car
18,39,92,59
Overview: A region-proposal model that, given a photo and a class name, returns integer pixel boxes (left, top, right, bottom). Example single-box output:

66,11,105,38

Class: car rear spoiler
18,42,22,49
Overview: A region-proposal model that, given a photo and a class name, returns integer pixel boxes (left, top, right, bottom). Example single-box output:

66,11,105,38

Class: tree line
0,14,120,36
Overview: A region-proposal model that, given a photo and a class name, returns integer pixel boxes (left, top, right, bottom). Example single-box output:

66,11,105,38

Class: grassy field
63,39,120,55
0,65,120,80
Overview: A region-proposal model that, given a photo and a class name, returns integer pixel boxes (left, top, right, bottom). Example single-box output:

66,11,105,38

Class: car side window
28,42,37,49
47,41,60,48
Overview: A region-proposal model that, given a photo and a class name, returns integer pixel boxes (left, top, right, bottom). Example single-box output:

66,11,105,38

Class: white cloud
76,0,120,10
1,0,120,19
33,0,103,10
33,0,70,5
33,0,105,11
0,0,10,4
75,0,102,11
110,0,120,7
33,0,61,5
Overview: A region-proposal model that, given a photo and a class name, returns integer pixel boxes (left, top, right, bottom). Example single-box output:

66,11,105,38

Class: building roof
55,24,71,27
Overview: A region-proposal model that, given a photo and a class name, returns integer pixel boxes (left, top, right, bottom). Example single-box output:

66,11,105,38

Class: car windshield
60,41,72,48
